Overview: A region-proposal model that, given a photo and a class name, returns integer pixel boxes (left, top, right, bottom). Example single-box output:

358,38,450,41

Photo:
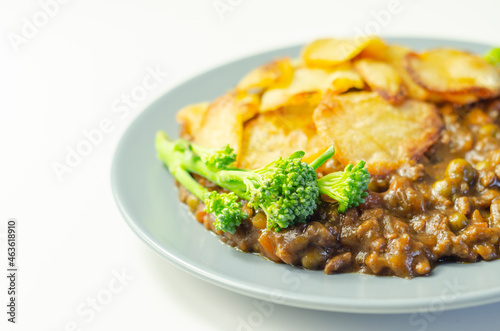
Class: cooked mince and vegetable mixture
156,37,500,278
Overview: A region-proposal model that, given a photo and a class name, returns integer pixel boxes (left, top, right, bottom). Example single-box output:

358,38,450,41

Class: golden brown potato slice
238,108,329,169
260,90,322,113
260,68,330,112
354,58,407,104
355,37,388,61
177,91,257,139
260,66,364,112
235,92,260,121
427,92,479,105
383,45,429,100
194,94,243,154
313,91,443,175
176,102,210,137
325,66,365,94
404,49,500,104
237,57,294,92
302,36,383,69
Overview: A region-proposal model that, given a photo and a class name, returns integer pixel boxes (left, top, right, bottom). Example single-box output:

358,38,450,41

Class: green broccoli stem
316,161,370,212
173,167,209,201
213,170,262,201
179,154,248,194
156,132,208,201
188,142,215,159
317,171,350,210
309,146,335,170
484,47,500,65
156,132,247,196
157,132,250,233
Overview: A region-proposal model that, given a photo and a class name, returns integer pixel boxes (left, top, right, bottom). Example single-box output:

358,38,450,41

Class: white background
1,0,500,330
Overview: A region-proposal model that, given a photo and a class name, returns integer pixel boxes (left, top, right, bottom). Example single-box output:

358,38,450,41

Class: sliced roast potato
404,48,500,104
260,68,330,112
325,66,365,94
238,107,328,169
313,91,443,175
301,36,384,69
176,102,210,137
354,58,407,104
237,57,294,92
260,90,322,113
194,94,243,154
383,45,429,100
260,66,364,112
235,92,260,121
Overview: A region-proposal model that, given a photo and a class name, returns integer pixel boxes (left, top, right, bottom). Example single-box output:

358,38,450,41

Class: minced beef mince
178,99,500,278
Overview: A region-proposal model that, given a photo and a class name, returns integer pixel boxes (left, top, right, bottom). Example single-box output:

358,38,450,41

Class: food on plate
176,102,209,137
157,133,369,232
237,57,294,92
382,45,429,100
404,48,500,104
484,47,500,65
157,37,500,278
193,93,244,154
353,59,407,103
313,91,442,175
259,65,365,112
238,106,328,169
259,68,326,112
301,36,385,68
325,66,365,94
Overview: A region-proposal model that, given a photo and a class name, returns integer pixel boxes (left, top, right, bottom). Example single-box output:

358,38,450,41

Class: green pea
448,212,468,232
432,179,453,197
445,159,476,184
186,194,199,211
301,249,324,269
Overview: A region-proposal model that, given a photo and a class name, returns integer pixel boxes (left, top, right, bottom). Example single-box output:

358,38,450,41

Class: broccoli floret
484,47,500,66
156,132,247,233
156,131,370,233
317,160,370,212
222,151,320,231
189,143,236,170
204,191,247,233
